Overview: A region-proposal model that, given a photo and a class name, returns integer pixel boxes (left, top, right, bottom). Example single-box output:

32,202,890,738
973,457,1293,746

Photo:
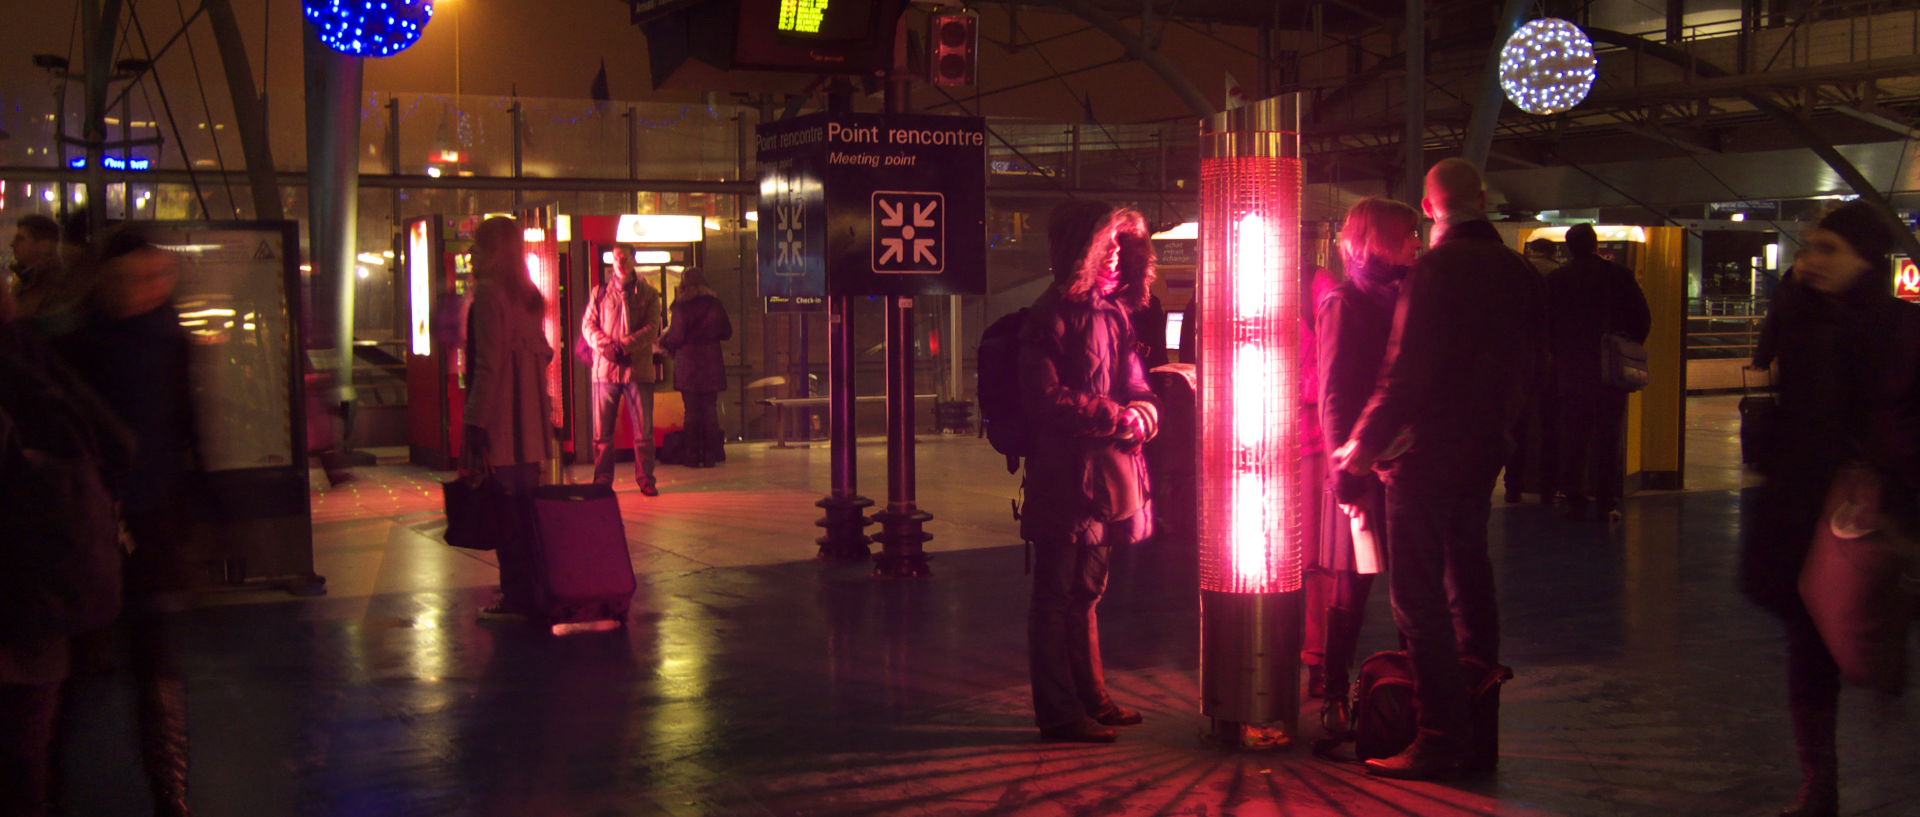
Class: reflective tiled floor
59,401,1917,816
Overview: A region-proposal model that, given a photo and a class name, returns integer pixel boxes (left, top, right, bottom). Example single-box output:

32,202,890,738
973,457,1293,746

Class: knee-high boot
131,614,191,817
136,675,191,817
1781,609,1839,817
1781,697,1838,817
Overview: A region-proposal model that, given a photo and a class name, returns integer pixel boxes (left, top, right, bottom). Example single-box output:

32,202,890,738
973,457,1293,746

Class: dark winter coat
660,293,732,394
1299,267,1339,459
1348,220,1549,489
1019,288,1158,546
0,323,132,684
1318,259,1405,502
1018,203,1159,547
1546,253,1652,395
61,304,194,514
1741,280,1920,613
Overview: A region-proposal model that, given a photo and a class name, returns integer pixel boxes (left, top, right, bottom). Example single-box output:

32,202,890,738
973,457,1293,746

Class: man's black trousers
1383,467,1501,751
1558,388,1628,509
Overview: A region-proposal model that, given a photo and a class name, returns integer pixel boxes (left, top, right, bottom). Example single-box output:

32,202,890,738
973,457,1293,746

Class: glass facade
0,88,1194,442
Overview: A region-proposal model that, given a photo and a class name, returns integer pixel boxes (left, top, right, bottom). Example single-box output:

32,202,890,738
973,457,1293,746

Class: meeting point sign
756,112,986,301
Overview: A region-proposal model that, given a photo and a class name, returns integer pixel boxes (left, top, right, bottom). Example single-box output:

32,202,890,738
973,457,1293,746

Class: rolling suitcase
525,482,636,630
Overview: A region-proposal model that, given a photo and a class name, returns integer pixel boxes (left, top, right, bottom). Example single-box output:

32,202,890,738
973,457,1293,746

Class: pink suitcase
525,482,635,629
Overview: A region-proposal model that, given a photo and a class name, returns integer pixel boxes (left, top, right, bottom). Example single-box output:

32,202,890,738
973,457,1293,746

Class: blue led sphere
305,0,434,58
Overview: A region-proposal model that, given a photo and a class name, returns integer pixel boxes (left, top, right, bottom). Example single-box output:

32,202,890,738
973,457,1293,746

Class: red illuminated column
519,220,564,431
1197,94,1306,741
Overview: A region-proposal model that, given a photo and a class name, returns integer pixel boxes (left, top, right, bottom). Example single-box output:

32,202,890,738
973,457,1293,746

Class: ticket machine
1519,224,1688,492
403,215,472,468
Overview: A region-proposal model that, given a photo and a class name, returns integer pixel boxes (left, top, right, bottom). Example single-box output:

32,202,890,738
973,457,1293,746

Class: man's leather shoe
1364,743,1465,780
638,477,659,497
1090,705,1143,726
1038,719,1117,743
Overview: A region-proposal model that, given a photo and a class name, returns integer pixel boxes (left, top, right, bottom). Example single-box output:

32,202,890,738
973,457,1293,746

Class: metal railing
1687,296,1769,359
1604,0,1920,88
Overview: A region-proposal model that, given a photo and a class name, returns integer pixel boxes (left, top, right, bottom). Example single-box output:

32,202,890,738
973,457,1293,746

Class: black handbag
1601,333,1649,391
442,476,507,551
443,327,546,551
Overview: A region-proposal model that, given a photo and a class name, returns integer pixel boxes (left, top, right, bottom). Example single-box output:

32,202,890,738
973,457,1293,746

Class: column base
870,507,933,577
814,494,875,561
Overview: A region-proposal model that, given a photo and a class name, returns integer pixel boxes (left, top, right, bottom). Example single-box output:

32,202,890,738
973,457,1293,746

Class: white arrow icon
872,191,945,273
776,203,803,268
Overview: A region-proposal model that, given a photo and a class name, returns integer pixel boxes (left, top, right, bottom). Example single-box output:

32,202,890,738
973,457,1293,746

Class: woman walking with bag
1308,197,1420,742
658,268,732,469
462,217,554,622
1742,202,1920,817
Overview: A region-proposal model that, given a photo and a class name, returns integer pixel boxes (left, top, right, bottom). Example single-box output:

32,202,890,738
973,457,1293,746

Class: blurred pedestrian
658,268,732,469
1548,224,1651,522
0,283,132,817
582,246,663,495
461,217,555,622
1502,236,1561,504
58,229,198,817
1523,237,1558,276
8,216,64,328
1020,201,1159,744
1741,201,1920,817
1334,158,1547,779
1309,197,1419,741
1129,291,1170,370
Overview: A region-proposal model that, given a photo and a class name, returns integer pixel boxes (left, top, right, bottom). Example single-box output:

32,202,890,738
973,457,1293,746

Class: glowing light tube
1198,148,1303,596
408,220,433,356
1197,94,1305,736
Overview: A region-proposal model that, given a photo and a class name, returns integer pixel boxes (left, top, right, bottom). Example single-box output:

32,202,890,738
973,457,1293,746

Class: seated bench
759,394,937,448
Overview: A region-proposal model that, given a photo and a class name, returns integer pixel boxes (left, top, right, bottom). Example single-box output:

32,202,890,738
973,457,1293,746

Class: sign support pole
872,28,932,577
813,78,874,560
815,293,874,559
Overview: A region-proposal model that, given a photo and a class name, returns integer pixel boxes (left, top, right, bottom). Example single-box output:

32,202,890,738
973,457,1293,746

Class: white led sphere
1499,18,1596,115
305,0,434,58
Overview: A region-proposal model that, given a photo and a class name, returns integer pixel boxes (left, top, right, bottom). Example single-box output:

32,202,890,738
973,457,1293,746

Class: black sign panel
756,118,831,309
756,111,985,298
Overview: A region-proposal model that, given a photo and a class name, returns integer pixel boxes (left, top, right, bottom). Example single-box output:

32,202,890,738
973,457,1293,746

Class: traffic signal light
929,9,978,87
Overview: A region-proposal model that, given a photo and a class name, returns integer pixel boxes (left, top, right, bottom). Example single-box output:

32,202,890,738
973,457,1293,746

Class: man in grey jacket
582,246,663,495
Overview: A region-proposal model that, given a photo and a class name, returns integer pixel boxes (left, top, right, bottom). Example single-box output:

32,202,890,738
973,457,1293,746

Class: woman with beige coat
461,216,553,621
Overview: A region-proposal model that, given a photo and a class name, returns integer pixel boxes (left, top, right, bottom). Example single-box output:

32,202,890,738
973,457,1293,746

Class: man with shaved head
1334,158,1548,780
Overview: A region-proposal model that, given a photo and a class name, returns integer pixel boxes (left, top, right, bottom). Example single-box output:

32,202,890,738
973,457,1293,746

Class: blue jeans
592,382,655,484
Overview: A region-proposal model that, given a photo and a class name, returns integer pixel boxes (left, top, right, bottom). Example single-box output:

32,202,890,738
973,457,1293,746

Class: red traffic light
929,10,977,87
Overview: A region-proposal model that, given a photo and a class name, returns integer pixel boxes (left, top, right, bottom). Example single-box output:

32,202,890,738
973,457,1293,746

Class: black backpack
0,339,128,642
1351,650,1513,774
976,308,1032,472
